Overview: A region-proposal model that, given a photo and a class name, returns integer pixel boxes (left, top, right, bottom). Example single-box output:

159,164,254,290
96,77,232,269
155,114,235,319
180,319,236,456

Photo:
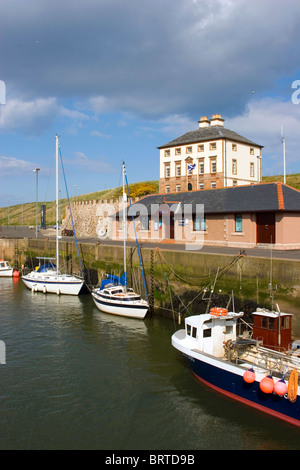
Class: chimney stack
210,114,224,127
198,116,210,128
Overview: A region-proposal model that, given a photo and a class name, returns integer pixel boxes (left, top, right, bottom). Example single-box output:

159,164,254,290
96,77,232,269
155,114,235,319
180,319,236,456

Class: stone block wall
61,199,120,238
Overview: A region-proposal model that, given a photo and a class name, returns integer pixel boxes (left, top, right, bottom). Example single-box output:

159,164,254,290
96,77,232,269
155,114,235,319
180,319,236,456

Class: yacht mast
123,161,127,292
55,135,59,275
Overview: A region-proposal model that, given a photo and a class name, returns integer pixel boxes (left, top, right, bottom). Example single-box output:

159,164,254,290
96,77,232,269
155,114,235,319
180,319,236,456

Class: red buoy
259,375,274,394
243,368,256,384
274,379,288,397
12,270,19,278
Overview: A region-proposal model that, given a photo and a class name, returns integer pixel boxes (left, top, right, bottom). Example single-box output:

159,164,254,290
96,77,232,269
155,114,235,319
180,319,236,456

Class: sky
1,0,300,207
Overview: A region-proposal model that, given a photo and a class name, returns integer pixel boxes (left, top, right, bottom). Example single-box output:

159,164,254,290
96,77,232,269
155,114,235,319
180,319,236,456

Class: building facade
158,114,263,194
112,183,300,250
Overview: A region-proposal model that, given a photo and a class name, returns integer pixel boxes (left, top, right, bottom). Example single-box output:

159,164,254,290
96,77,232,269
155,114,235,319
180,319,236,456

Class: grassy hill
1,174,300,227
0,180,159,226
261,173,300,190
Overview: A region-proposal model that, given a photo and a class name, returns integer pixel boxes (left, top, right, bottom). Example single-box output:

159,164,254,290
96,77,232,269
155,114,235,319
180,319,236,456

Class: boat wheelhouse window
192,327,197,338
203,328,211,338
225,325,233,334
187,324,191,336
269,318,275,330
262,316,267,328
0,262,4,268
281,316,290,329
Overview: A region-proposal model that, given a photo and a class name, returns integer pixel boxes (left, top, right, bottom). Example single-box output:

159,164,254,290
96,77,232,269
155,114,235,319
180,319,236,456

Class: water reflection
0,278,300,449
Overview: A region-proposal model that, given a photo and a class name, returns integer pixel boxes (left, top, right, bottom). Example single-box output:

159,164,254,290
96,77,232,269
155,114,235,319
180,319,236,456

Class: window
203,328,212,338
210,159,216,173
141,216,149,230
164,149,170,157
186,146,192,154
176,184,181,192
198,144,204,152
232,159,237,175
192,327,197,338
176,163,181,177
187,324,191,335
165,185,170,193
199,183,204,190
193,214,206,231
165,166,170,178
233,180,237,186
188,183,192,191
235,214,243,232
232,144,237,151
269,318,275,330
250,162,254,177
175,148,181,155
250,148,254,155
210,142,216,150
199,160,204,174
211,182,216,189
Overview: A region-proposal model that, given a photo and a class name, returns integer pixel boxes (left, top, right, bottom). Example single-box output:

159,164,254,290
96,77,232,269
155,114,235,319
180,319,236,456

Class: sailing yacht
22,136,84,296
91,162,149,319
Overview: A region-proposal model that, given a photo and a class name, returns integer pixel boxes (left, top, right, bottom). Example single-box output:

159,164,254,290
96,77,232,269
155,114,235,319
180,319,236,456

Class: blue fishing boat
172,307,300,427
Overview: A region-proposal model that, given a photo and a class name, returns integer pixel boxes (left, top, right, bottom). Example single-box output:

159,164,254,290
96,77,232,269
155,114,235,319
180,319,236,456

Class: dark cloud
1,0,300,120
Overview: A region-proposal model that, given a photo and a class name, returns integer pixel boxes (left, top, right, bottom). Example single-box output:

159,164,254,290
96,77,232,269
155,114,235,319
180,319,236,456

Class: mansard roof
158,126,263,149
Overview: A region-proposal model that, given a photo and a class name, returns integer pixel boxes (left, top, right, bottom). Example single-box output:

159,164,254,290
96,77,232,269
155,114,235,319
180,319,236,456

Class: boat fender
274,379,288,397
243,368,256,384
287,369,298,403
43,285,47,294
259,375,274,394
210,307,228,316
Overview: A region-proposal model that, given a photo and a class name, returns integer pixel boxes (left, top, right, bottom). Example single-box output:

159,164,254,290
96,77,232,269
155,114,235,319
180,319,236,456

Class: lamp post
33,168,40,238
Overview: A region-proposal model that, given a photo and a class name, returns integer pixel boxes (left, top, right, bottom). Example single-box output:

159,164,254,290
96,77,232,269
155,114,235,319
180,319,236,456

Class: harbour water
0,277,300,450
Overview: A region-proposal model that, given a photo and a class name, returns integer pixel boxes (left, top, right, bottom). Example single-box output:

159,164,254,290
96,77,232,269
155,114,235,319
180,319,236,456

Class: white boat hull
91,290,148,320
0,268,13,277
22,272,84,295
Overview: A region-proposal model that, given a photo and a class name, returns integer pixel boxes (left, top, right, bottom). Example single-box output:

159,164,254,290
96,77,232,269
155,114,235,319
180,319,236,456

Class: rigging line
58,146,84,276
125,171,149,301
155,248,244,285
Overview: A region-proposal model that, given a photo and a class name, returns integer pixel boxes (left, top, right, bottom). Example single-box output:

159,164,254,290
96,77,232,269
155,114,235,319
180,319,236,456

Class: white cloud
0,155,35,174
71,151,115,173
0,97,89,135
226,96,300,175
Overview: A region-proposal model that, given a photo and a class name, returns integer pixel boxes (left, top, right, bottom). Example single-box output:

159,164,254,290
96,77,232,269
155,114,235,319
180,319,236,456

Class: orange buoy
243,368,256,384
12,270,19,277
260,375,274,394
274,379,288,397
210,307,228,316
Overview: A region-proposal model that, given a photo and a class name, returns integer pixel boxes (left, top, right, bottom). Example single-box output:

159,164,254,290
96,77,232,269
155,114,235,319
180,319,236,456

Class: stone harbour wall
61,199,121,238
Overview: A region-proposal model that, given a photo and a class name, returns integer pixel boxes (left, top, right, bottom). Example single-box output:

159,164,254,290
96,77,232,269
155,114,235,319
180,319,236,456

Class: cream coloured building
158,114,263,194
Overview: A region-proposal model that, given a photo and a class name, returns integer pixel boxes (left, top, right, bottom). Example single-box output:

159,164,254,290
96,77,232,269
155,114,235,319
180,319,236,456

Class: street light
33,168,40,238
